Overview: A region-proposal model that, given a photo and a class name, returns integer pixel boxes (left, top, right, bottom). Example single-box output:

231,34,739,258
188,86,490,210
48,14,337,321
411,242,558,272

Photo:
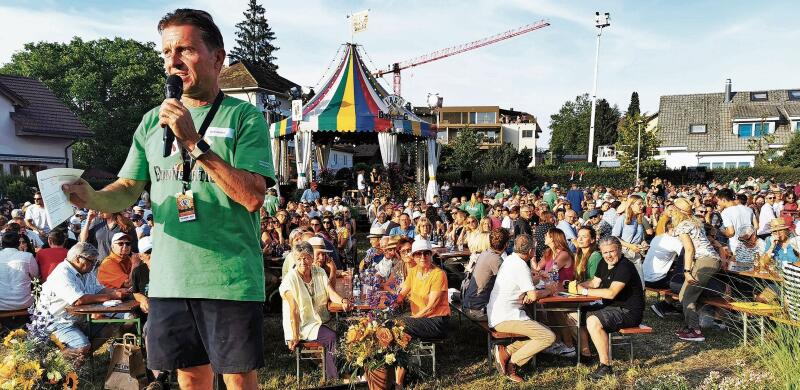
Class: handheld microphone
163,74,183,157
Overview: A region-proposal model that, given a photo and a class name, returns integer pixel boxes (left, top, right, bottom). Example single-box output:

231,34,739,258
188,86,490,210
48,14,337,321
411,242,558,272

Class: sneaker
589,364,613,380
558,345,577,357
543,341,565,355
677,328,705,342
494,345,510,375
650,303,666,319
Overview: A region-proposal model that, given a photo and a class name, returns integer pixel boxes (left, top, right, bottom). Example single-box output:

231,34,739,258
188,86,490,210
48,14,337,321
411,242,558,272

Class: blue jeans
48,320,109,349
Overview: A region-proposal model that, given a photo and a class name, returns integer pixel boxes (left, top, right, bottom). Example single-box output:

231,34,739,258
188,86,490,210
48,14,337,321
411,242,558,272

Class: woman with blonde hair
671,198,720,342
414,216,434,242
467,217,492,254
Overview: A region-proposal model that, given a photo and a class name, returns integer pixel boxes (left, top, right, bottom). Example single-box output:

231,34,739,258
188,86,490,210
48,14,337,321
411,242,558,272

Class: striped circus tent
270,43,437,189
269,44,436,139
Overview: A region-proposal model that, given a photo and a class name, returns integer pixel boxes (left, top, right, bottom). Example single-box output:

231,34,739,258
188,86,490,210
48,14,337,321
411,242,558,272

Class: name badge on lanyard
176,190,197,222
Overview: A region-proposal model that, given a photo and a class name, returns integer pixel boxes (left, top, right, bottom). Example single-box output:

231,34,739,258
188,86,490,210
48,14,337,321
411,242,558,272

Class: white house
656,80,800,169
0,75,91,176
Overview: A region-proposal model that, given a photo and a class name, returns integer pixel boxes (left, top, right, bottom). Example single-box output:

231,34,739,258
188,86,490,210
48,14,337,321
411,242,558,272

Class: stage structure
270,43,441,202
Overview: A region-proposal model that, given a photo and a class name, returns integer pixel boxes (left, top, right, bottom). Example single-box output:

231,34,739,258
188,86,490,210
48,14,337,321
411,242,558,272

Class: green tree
549,94,591,158
593,98,622,158
615,112,660,170
777,131,800,168
441,127,482,172
228,0,279,71
1,37,163,172
482,142,521,172
626,91,640,117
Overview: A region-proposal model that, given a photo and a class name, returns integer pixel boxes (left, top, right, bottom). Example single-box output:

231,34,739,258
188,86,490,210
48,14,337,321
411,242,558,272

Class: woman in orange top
394,239,450,388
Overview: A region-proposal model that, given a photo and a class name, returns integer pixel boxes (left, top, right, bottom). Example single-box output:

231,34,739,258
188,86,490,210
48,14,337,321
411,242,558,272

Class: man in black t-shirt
570,236,644,380
131,236,152,322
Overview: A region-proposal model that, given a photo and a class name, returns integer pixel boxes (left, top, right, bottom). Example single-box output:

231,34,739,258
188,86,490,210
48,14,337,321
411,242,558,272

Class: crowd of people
264,175,800,383
1,173,800,385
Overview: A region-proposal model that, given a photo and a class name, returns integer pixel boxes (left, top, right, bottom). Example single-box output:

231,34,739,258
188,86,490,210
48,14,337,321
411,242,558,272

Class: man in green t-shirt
543,184,558,210
62,9,274,389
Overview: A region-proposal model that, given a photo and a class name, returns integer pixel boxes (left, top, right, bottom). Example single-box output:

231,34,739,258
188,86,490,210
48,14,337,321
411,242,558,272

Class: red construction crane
376,19,550,96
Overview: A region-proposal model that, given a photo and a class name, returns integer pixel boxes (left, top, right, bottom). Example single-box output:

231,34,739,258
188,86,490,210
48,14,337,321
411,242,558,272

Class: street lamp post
587,12,610,165
427,93,443,200
635,119,642,186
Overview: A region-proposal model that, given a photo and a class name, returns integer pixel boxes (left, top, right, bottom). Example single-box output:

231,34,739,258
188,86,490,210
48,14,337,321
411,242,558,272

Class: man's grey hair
598,236,622,250
293,241,314,257
67,242,99,263
514,234,534,255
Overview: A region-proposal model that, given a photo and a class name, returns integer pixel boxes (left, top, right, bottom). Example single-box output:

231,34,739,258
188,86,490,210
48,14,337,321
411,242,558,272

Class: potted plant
339,312,419,390
0,309,80,390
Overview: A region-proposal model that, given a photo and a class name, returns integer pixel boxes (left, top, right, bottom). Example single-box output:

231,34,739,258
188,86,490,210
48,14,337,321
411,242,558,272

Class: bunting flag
270,44,436,139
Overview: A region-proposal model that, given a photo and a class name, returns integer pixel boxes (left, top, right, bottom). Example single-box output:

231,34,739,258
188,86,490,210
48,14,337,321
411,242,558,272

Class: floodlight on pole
635,119,643,186
587,12,610,165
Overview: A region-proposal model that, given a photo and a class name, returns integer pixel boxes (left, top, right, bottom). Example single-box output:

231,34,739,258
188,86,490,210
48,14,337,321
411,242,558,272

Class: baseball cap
130,214,142,222
69,216,82,225
138,236,153,253
111,232,130,243
586,209,601,219
10,209,23,219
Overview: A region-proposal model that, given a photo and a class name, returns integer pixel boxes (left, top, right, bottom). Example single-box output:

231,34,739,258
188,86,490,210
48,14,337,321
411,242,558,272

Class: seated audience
36,229,69,282
462,228,510,321
0,231,39,331
487,234,557,383
97,233,134,289
280,242,350,381
570,236,644,379
36,243,127,361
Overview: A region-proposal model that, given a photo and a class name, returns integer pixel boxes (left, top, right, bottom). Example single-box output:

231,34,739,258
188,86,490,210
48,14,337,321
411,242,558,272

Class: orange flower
397,333,412,349
375,327,394,349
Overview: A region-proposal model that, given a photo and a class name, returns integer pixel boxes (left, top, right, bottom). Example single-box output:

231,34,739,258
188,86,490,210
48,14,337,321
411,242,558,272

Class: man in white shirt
641,223,684,318
36,242,126,357
757,193,779,238
24,192,51,238
487,234,556,383
0,231,39,313
356,169,367,206
557,210,578,252
717,188,756,255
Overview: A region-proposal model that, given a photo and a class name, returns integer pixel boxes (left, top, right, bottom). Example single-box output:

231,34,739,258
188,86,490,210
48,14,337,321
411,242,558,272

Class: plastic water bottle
550,267,560,283
352,273,361,305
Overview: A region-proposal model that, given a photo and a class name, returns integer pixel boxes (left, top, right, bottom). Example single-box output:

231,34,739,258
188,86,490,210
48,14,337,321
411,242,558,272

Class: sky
1,0,799,149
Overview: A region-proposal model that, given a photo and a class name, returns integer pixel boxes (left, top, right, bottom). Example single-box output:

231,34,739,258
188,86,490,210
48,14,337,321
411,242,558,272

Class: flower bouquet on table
1,307,80,390
339,311,420,389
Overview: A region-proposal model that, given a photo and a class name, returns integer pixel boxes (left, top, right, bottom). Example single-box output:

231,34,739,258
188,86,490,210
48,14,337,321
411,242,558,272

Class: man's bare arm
190,147,267,212
62,178,147,213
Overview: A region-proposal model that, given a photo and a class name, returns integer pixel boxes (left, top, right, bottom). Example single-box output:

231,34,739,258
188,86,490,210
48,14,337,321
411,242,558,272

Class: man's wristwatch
189,139,211,159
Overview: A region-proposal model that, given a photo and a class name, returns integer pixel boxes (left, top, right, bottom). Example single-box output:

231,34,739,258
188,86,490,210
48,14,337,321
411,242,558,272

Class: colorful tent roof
270,44,436,139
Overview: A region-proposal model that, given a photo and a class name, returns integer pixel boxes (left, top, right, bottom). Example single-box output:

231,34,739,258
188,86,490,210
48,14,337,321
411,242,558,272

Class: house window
475,112,496,124
750,91,768,101
10,164,46,177
689,124,707,134
441,112,462,124
724,162,737,169
789,90,800,101
738,162,752,168
522,130,534,138
794,121,800,132
712,162,724,170
333,154,338,165
737,122,771,138
698,163,711,169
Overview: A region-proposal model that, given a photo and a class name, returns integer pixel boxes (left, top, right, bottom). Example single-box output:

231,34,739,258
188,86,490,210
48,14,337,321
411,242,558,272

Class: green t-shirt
263,194,279,216
460,202,485,219
118,96,275,301
543,190,557,209
586,251,603,281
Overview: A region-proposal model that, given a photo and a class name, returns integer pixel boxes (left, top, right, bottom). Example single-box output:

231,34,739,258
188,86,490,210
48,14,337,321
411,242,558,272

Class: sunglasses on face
413,250,432,257
116,242,132,247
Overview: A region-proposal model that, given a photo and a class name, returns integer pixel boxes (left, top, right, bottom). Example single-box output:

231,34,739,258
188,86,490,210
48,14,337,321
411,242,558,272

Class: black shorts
403,316,449,340
587,306,641,333
145,298,264,374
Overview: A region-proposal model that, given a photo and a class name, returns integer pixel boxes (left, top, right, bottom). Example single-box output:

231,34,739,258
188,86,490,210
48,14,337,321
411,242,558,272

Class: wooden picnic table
723,268,784,283
529,292,602,366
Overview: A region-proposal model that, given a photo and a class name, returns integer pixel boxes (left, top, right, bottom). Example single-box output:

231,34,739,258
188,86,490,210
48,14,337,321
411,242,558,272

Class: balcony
597,145,620,167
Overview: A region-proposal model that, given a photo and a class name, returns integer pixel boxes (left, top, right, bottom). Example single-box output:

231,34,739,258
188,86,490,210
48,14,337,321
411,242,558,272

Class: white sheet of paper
35,168,84,228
